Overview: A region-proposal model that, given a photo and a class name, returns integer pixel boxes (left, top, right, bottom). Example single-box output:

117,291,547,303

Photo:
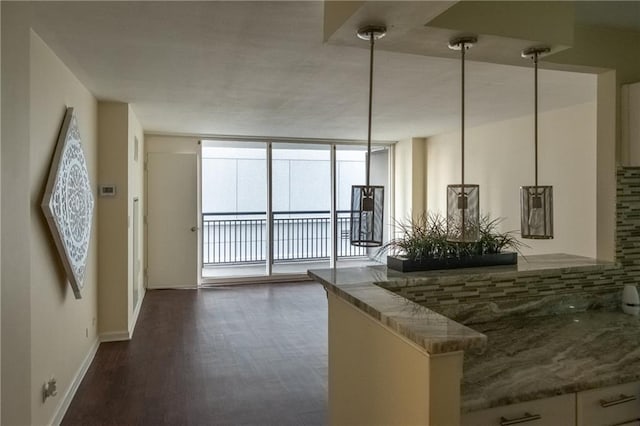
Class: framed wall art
42,107,95,299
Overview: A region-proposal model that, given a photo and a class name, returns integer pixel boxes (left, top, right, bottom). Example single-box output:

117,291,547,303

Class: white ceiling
31,1,598,142
576,1,640,33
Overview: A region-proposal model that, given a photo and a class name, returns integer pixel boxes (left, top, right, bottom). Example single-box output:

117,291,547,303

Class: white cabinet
462,394,575,426
463,382,640,426
577,381,640,426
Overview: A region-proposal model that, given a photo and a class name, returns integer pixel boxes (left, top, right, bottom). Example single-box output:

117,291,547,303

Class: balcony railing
202,210,367,265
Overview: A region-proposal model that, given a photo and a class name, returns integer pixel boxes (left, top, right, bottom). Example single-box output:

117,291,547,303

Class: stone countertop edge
308,270,487,355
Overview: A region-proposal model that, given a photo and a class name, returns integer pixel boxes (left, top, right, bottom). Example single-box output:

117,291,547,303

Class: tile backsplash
379,167,640,308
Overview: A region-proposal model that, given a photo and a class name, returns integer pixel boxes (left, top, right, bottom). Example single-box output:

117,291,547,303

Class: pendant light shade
520,46,554,239
447,184,480,242
351,185,384,247
447,36,480,243
350,25,386,248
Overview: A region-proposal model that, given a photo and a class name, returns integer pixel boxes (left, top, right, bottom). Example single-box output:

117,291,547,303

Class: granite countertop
308,266,487,354
308,254,636,413
308,254,616,355
461,309,640,412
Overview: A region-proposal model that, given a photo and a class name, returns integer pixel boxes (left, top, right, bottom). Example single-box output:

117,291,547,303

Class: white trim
201,274,312,286
147,130,396,146
128,287,146,339
143,284,198,290
197,143,203,287
266,142,273,276
50,338,100,426
99,330,131,342
330,144,337,268
388,144,396,243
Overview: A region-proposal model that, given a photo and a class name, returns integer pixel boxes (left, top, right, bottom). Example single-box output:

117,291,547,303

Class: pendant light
520,46,553,239
447,36,479,243
350,25,386,247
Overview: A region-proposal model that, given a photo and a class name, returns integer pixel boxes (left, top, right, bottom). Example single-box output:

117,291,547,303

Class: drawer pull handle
600,393,637,408
500,412,541,426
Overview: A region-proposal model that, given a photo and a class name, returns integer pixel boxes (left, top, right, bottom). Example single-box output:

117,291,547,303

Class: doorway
147,152,199,288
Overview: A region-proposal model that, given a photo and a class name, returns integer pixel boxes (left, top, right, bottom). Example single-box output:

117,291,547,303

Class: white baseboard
99,330,131,342
50,338,100,426
49,291,148,424
146,284,198,290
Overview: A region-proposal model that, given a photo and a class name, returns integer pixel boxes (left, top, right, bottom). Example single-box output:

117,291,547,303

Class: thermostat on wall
99,185,117,197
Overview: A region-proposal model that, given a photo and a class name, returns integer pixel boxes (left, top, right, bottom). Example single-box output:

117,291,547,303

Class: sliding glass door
201,140,389,280
272,143,331,274
201,142,267,278
336,146,389,267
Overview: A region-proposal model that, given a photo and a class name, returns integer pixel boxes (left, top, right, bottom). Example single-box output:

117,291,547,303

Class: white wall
98,102,146,340
128,107,145,330
0,2,2,420
98,102,129,337
146,134,200,154
328,292,463,425
395,138,412,223
622,81,640,166
394,137,425,223
0,2,3,420
2,7,102,422
1,3,32,423
426,102,598,258
597,72,617,261
0,3,3,420
29,30,100,425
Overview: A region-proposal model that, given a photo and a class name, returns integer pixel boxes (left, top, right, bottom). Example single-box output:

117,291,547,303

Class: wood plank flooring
62,283,328,425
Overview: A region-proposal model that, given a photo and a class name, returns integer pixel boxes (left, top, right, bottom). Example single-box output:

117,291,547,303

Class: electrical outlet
43,377,57,402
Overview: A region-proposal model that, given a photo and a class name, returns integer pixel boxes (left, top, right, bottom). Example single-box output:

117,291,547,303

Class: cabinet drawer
577,381,640,426
462,394,575,426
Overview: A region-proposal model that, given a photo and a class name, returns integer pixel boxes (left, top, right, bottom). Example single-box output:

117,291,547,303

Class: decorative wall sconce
351,25,386,247
520,46,554,239
447,36,480,243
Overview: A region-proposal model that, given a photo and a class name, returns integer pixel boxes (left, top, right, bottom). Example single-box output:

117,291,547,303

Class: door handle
191,226,198,232
600,393,636,408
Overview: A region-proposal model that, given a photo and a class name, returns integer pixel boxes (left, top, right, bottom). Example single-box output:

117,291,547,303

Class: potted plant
381,213,521,272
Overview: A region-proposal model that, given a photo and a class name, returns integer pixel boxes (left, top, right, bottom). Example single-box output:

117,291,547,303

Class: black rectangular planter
387,252,517,273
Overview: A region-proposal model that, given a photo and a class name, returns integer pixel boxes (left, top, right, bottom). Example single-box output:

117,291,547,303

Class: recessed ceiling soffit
323,0,640,78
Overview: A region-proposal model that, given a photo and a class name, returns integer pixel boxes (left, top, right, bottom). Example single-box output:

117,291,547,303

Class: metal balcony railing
202,210,367,265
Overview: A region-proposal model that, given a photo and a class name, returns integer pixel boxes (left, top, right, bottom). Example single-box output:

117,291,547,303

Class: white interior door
147,152,198,288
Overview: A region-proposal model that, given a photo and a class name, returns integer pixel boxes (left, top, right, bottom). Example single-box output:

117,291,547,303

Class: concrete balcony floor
202,258,383,281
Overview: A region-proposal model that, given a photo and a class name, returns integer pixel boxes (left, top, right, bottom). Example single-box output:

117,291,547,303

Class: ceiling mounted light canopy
520,46,553,240
446,36,480,243
350,25,386,248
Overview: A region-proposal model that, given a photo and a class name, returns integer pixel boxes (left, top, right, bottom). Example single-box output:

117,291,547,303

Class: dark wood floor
63,283,328,426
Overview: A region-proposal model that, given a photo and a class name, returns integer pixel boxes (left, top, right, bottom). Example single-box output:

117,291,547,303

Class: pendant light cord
534,51,539,188
461,42,466,188
366,32,375,188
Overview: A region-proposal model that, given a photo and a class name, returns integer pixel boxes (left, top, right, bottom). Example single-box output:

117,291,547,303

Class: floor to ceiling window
202,142,268,278
201,140,391,281
272,143,331,275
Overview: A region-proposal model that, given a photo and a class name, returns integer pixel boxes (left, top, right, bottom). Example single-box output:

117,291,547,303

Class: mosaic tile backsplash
378,167,640,309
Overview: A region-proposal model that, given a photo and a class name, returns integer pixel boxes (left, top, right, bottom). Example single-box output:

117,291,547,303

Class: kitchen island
308,254,640,425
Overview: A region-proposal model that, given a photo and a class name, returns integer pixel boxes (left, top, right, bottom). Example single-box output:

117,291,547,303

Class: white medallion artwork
42,107,95,299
